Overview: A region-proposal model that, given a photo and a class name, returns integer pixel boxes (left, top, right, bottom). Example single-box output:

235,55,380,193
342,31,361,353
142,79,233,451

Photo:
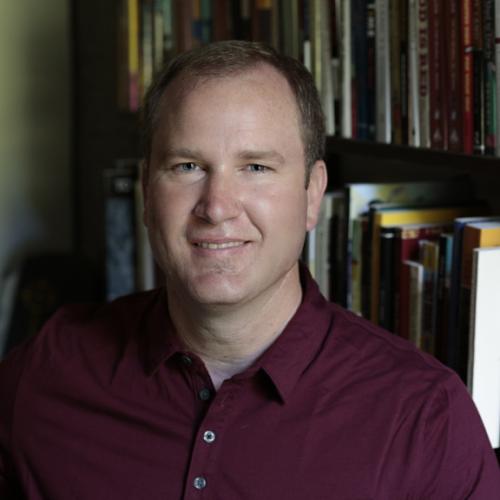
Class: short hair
141,40,326,175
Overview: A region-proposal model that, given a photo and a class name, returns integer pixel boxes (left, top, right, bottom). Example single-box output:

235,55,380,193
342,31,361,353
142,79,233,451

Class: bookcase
69,0,500,459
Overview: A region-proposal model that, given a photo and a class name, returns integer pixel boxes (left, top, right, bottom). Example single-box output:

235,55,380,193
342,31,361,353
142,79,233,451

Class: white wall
0,0,72,277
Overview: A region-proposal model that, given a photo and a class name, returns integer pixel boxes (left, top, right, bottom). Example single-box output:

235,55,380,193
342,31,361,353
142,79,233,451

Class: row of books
117,0,500,157
305,178,500,448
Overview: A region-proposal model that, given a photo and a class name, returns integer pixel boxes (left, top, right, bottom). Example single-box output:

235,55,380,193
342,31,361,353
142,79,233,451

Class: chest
14,367,422,500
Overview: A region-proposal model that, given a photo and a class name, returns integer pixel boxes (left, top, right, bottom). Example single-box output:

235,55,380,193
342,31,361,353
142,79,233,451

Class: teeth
197,241,245,250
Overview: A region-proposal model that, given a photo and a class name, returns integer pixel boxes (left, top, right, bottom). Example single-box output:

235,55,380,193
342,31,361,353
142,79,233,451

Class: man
0,41,498,499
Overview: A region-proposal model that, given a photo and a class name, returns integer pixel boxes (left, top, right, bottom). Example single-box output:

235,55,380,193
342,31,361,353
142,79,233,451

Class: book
310,0,335,135
445,0,463,152
104,165,138,301
436,232,454,362
370,203,482,325
389,0,402,145
339,0,352,138
461,0,474,154
375,0,391,143
344,179,474,312
404,260,424,349
429,0,446,150
117,0,140,112
495,0,500,155
472,0,485,155
482,0,496,155
366,0,376,140
419,239,440,355
393,223,451,339
417,0,430,148
352,0,369,139
468,246,500,448
447,214,500,375
408,0,420,146
378,227,396,331
455,221,500,380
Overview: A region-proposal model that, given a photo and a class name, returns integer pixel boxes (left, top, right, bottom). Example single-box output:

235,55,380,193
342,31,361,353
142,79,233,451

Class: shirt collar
141,264,333,402
257,264,332,403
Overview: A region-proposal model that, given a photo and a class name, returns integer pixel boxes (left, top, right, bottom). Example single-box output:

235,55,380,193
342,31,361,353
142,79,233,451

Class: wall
0,0,72,276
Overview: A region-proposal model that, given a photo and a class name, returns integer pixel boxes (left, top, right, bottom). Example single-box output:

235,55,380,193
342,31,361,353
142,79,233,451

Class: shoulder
0,288,162,410
324,302,453,387
320,303,500,496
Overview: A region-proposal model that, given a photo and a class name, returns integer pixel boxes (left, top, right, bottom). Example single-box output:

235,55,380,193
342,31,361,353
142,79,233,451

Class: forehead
155,64,302,139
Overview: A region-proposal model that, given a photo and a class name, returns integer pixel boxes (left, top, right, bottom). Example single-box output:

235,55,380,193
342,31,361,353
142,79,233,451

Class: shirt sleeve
419,372,500,499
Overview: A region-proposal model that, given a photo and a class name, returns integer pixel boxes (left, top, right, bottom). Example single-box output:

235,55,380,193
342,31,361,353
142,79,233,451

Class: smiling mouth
194,241,247,250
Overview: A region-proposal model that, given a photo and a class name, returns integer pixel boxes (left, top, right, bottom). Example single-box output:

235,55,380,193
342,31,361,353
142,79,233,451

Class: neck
167,265,303,390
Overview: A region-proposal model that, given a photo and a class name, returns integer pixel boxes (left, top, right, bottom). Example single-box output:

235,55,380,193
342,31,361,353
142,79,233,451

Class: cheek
245,185,308,231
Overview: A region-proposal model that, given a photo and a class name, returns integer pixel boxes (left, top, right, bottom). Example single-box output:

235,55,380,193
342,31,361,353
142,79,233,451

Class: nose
193,170,242,224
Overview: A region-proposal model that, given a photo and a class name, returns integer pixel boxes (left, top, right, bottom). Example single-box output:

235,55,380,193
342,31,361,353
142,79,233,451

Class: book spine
375,0,392,143
445,0,463,152
483,0,496,155
400,0,409,145
340,0,353,137
352,0,369,140
104,169,137,301
408,0,421,146
436,233,454,363
462,0,474,154
390,0,402,145
162,0,176,59
472,0,485,155
417,0,430,148
420,240,440,355
153,0,165,74
379,228,396,331
128,0,140,111
366,0,377,140
429,0,446,149
494,0,500,155
407,260,424,348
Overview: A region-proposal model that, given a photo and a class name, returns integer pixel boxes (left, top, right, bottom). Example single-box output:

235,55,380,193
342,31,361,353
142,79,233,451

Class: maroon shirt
0,269,498,499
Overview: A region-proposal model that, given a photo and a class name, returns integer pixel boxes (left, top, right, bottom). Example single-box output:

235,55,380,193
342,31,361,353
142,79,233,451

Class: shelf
326,137,500,175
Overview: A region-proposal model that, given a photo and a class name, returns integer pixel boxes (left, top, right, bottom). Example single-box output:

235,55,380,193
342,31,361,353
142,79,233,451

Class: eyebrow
162,147,286,164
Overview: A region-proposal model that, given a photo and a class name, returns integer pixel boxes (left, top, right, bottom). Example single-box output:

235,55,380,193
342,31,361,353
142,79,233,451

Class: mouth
193,241,247,250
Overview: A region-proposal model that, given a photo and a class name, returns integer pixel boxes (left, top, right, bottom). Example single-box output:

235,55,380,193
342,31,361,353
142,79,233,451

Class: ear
306,160,328,232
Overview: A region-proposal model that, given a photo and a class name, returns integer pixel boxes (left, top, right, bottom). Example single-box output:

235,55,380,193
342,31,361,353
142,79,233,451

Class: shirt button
193,476,207,490
198,388,211,401
203,430,216,443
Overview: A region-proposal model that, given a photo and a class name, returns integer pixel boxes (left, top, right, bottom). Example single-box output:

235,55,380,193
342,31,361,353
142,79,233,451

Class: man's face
144,64,326,309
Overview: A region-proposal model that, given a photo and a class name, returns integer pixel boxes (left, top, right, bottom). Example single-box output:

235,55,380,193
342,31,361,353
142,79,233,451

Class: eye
175,162,200,173
247,164,270,173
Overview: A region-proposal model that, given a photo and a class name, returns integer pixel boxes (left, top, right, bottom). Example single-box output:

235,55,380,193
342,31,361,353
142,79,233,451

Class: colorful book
429,0,446,149
472,0,485,155
447,213,499,375
344,179,474,312
445,0,463,152
404,260,424,349
417,0,430,148
370,203,484,325
482,0,496,155
461,0,474,154
393,223,451,339
375,0,391,143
